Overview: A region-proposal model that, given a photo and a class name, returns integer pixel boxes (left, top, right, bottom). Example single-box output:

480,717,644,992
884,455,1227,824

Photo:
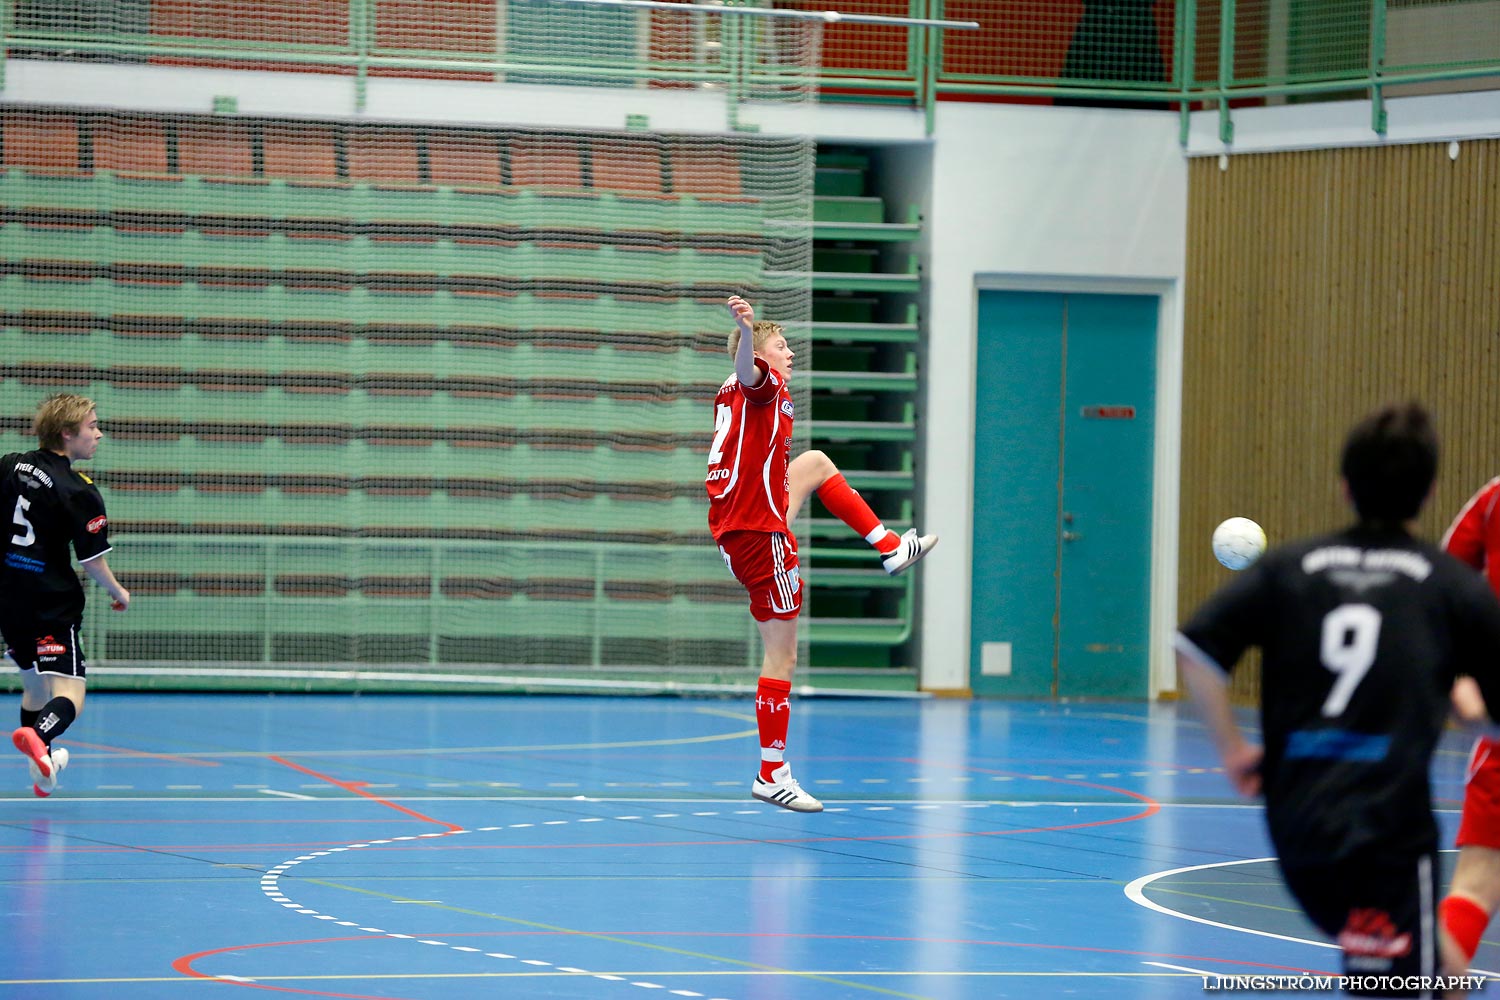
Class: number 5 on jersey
11,496,34,547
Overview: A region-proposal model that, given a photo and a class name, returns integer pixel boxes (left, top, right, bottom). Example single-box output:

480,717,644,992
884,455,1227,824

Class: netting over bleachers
0,76,817,682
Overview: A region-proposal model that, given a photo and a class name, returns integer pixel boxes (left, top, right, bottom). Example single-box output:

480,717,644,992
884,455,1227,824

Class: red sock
1441,894,1489,963
817,473,898,554
755,676,792,781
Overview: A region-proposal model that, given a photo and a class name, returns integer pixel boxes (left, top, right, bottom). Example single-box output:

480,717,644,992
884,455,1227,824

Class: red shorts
1457,737,1500,849
716,530,802,622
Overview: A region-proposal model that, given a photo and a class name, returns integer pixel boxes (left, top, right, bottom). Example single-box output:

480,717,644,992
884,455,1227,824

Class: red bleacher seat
590,139,664,194
669,146,743,197
510,136,583,189
347,129,421,185
428,132,503,188
2,110,81,172
95,116,170,175
262,123,340,182
178,120,256,179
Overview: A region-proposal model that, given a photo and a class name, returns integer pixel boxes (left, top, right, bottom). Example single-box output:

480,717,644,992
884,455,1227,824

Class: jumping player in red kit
1438,476,1500,967
707,295,937,812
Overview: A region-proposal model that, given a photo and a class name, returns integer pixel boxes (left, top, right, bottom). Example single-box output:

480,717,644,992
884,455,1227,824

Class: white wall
917,104,1189,694
914,92,1500,697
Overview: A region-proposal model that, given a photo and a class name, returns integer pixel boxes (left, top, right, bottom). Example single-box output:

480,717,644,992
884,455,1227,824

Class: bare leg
20,670,86,716
1450,846,1500,915
1446,845,1500,980
1441,927,1469,997
787,450,837,524
754,615,798,683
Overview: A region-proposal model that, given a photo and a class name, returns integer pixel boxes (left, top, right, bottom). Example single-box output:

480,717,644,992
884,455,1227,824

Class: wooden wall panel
1182,140,1500,702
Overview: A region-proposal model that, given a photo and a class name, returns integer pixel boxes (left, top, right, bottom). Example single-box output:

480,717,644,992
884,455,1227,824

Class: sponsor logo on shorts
1337,908,1411,961
769,594,799,615
35,636,67,657
86,515,107,533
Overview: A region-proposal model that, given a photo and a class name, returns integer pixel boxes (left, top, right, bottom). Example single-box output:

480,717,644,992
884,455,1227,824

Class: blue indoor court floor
0,693,1492,1000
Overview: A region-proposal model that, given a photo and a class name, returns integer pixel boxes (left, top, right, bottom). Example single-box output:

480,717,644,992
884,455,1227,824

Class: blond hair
727,320,785,358
34,393,96,450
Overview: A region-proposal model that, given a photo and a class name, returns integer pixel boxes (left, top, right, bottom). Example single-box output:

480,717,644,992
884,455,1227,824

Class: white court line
1142,961,1216,977
1126,854,1500,979
1124,857,1340,950
249,798,1209,999
258,826,738,1000
0,795,1322,808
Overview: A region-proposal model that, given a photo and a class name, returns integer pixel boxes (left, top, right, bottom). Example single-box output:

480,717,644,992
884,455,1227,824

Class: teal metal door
970,290,1157,698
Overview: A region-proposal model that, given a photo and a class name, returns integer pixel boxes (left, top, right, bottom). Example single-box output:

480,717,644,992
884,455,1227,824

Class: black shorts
1280,852,1442,997
0,617,87,679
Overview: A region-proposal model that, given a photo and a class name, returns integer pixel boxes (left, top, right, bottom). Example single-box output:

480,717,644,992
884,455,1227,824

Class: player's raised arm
727,295,763,389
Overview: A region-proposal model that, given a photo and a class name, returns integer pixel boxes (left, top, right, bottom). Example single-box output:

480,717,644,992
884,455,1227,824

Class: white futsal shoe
30,746,68,798
882,528,939,576
751,763,824,813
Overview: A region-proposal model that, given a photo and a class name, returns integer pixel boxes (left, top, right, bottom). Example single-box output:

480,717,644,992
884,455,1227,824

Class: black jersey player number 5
1319,603,1382,718
10,496,35,547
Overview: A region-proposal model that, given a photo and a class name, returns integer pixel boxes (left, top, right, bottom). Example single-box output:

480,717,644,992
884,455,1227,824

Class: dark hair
1339,402,1438,524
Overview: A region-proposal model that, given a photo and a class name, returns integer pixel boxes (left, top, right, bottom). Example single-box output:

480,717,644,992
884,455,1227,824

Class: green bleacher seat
813,196,884,224
811,321,919,344
4,112,927,679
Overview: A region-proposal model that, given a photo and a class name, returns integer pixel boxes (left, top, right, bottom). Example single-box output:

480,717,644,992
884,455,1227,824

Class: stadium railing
3,2,1497,140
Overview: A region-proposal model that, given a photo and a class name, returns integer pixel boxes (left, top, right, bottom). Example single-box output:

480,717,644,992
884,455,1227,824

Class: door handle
1062,531,1080,542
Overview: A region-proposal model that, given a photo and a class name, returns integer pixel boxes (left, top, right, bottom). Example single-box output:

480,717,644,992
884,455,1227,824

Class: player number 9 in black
1319,603,1382,718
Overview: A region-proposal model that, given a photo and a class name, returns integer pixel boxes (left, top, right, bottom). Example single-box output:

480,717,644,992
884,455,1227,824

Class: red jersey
706,358,794,539
1443,477,1500,594
1446,477,1500,851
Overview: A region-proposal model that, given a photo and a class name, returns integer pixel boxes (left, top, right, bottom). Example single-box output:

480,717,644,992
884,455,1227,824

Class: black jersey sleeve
1177,555,1275,675
0,453,17,481
67,482,111,563
1448,566,1500,713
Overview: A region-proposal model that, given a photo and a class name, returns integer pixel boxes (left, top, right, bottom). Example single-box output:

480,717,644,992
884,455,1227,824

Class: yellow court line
1145,884,1308,917
301,877,931,1000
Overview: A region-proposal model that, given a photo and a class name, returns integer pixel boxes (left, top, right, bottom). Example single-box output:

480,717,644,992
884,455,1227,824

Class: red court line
63,740,221,766
576,931,1333,974
6,818,432,826
271,756,463,833
171,930,1336,993
174,937,407,999
0,787,1157,854
0,839,435,855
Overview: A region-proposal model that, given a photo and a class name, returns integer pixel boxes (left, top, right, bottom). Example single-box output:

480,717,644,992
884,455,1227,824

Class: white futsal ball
1212,517,1266,571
